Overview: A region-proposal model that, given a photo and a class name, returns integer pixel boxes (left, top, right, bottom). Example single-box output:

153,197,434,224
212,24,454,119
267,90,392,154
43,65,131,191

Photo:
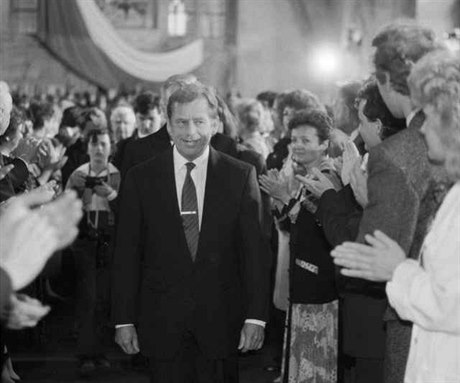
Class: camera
85,176,107,189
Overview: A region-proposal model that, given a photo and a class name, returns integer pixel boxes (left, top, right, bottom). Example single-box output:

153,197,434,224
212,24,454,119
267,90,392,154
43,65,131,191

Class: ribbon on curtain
37,0,204,90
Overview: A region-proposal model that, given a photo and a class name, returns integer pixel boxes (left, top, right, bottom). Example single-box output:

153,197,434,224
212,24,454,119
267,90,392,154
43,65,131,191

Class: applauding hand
341,141,361,186
296,168,335,199
331,230,406,282
259,170,291,204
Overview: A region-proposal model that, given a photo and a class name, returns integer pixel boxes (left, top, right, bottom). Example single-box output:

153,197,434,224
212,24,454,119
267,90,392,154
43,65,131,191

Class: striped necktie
181,162,199,260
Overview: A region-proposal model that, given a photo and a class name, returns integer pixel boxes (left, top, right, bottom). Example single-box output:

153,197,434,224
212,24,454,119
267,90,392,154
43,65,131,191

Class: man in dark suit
352,24,451,383
112,83,269,383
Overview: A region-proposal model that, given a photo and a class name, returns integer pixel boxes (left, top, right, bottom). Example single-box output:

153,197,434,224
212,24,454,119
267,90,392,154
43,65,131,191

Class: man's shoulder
127,148,171,179
214,149,253,175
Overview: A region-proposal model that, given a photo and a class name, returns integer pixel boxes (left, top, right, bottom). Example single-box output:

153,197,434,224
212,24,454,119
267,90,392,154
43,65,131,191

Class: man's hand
12,137,41,164
7,294,50,329
93,182,114,198
71,171,87,189
349,158,368,208
331,230,406,282
0,164,14,181
341,141,361,186
296,168,335,199
115,326,140,355
238,323,265,353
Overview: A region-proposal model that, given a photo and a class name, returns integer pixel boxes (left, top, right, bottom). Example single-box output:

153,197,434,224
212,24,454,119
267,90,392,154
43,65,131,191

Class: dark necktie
181,162,199,260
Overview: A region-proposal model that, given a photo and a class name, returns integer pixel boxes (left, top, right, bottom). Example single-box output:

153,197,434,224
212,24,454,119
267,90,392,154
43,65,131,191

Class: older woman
332,50,460,382
261,109,341,383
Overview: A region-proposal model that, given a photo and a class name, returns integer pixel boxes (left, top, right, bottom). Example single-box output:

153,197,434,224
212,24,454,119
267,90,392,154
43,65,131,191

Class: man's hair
80,107,107,133
110,105,136,122
372,22,440,95
29,101,55,130
161,73,198,96
133,91,160,115
357,77,406,139
288,109,332,143
256,91,278,108
167,83,218,120
408,50,460,180
86,128,110,145
282,89,325,114
60,106,83,128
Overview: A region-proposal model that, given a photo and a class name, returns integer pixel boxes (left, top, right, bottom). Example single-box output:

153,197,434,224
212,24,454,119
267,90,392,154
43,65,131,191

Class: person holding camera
65,129,120,377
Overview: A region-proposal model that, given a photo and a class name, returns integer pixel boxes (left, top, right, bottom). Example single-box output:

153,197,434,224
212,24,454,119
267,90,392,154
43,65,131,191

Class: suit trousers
149,331,239,383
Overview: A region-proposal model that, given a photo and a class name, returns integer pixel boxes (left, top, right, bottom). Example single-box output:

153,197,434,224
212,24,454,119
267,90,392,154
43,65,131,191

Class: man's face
420,105,445,165
357,99,382,150
167,98,217,161
87,133,111,164
377,77,405,119
136,108,161,136
291,125,328,167
112,111,136,142
282,107,296,131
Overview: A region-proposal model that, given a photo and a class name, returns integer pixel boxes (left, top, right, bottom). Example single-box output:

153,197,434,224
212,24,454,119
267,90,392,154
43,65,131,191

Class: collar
173,145,210,172
406,109,420,127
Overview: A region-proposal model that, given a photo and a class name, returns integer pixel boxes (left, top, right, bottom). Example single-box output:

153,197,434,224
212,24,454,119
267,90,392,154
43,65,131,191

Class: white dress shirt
386,182,460,382
117,145,265,329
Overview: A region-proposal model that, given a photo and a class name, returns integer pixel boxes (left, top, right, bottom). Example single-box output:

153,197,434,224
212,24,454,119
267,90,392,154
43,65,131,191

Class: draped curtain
37,0,204,90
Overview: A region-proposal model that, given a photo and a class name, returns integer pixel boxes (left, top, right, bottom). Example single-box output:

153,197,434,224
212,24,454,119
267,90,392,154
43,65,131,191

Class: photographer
65,129,119,377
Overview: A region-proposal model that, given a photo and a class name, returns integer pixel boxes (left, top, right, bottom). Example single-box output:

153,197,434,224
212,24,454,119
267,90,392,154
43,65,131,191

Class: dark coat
358,111,452,382
111,147,269,360
315,186,386,358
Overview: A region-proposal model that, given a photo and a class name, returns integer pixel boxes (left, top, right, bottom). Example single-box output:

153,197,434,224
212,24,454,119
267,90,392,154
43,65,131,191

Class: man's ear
375,119,383,137
211,118,219,136
378,71,391,92
166,118,172,135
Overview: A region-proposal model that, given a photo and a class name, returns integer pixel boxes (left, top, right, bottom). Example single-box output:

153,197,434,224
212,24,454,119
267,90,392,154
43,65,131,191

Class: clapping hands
259,169,291,204
0,189,82,290
296,168,335,199
341,141,361,186
331,230,406,282
350,153,369,208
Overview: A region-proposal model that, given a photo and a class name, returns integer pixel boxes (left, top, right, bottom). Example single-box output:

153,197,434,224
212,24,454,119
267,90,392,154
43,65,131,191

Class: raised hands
331,230,406,282
0,189,82,290
349,153,369,208
341,141,361,186
259,169,291,204
296,168,335,199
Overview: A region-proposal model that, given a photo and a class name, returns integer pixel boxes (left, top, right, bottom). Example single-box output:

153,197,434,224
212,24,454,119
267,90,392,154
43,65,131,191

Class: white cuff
245,319,266,328
115,323,134,329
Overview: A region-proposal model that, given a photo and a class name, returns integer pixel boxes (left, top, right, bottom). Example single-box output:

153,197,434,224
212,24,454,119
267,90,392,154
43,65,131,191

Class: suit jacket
357,111,452,381
120,125,238,178
112,147,269,360
316,185,386,358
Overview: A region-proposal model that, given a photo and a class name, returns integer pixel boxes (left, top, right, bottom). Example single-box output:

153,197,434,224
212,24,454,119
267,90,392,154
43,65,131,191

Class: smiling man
112,83,269,383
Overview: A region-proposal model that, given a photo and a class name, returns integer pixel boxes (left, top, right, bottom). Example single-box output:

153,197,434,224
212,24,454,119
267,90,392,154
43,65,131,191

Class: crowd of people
0,21,459,383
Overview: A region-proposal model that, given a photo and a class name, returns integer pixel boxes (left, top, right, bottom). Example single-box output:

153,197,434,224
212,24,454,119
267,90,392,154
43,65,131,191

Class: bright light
310,46,341,79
